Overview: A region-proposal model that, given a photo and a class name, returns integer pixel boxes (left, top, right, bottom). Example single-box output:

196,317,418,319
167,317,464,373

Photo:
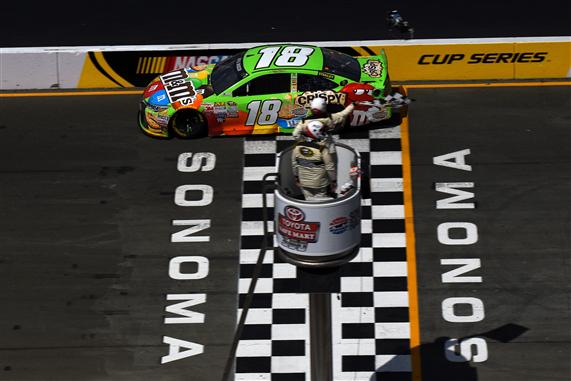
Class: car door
222,72,294,135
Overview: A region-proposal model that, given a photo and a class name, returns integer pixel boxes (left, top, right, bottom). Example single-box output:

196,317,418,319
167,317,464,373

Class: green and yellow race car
138,44,407,138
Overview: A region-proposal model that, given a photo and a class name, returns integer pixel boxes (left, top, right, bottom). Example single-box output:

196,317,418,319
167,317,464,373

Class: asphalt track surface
0,84,569,381
1,0,570,47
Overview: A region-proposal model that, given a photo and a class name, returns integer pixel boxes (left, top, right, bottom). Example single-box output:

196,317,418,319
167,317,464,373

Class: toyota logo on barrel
285,206,305,222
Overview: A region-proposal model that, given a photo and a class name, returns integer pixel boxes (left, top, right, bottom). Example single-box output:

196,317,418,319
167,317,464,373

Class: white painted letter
171,220,210,242
433,149,472,171
445,337,488,363
435,182,475,209
177,152,216,172
164,294,206,324
174,185,213,207
438,222,478,245
169,256,209,280
441,258,482,283
161,336,204,363
442,297,485,323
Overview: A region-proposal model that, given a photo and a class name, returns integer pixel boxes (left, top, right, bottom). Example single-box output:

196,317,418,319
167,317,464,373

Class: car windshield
210,52,247,94
322,48,360,82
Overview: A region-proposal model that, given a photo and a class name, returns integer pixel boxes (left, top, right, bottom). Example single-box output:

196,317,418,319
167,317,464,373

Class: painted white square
239,278,273,294
244,140,276,154
373,261,408,277
236,340,272,357
372,233,406,248
370,151,403,165
271,324,308,340
374,322,411,339
374,291,409,307
370,178,403,192
340,277,374,292
243,166,277,181
272,263,297,279
372,205,405,219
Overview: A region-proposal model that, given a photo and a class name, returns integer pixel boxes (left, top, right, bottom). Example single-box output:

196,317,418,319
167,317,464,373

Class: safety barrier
1,37,569,89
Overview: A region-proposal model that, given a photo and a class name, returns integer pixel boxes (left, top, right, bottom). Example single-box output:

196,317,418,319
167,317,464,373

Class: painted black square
276,139,296,153
342,292,374,307
376,339,411,354
241,207,274,222
271,373,306,381
272,340,306,356
370,138,401,151
361,206,372,219
273,278,301,293
241,235,266,250
342,323,375,339
360,233,372,247
374,276,408,291
342,355,375,371
375,307,410,322
243,181,267,194
272,308,306,324
373,248,407,261
240,263,273,278
373,219,406,233
244,153,276,166
239,293,272,309
371,191,404,205
297,267,341,293
236,356,271,373
240,324,272,340
370,165,403,178
340,262,373,277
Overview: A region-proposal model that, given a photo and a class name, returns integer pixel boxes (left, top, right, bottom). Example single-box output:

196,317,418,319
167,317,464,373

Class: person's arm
330,103,355,127
292,121,305,140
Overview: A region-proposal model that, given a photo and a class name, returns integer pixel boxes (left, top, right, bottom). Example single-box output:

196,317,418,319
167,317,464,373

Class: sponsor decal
213,102,228,123
329,216,349,235
329,208,360,235
160,69,204,106
318,71,335,80
299,147,314,157
278,206,320,250
149,90,170,106
170,56,229,70
144,81,164,98
295,90,346,107
362,59,383,78
226,101,239,118
418,52,548,65
285,205,304,221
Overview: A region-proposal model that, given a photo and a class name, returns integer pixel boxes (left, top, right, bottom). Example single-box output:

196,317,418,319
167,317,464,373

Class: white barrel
274,143,362,267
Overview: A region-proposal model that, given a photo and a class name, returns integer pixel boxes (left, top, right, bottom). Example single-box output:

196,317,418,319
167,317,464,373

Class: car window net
322,48,360,82
211,52,247,94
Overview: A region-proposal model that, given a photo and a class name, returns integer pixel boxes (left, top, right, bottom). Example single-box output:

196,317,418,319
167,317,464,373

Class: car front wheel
171,110,208,139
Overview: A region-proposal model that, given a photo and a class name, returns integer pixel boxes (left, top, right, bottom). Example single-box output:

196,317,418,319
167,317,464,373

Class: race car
138,44,408,139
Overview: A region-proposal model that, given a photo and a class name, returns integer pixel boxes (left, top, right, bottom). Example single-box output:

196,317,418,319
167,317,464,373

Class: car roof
242,44,324,75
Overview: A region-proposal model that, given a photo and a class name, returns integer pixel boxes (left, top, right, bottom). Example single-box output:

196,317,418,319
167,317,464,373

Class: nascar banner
1,38,569,89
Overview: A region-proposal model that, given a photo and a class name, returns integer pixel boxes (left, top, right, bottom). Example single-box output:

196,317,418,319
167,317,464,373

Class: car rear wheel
171,110,208,139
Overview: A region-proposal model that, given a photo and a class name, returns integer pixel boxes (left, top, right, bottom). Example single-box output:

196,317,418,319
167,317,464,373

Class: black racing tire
170,110,208,139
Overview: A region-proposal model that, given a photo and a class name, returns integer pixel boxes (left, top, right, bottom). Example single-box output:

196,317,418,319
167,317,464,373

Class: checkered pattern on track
236,126,412,381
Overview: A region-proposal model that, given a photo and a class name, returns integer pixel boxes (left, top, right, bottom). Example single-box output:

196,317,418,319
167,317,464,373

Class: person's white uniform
291,120,337,201
292,98,355,156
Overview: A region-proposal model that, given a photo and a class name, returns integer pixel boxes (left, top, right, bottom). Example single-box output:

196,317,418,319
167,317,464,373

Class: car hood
143,65,214,109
